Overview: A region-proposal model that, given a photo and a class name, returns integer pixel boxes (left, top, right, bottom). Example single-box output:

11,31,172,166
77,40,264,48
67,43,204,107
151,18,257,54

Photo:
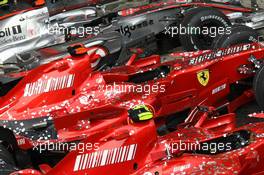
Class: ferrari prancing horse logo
197,69,210,86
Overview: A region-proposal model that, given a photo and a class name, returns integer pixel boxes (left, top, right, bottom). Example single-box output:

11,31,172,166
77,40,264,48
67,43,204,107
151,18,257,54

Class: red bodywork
1,1,264,174
1,43,263,143
118,1,252,17
10,111,264,175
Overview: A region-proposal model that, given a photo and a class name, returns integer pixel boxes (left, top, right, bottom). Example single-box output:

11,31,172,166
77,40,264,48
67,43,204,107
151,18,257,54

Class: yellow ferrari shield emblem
197,69,210,86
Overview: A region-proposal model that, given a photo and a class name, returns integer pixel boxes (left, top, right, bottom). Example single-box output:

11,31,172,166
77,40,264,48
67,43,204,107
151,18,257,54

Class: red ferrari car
0,42,264,174
5,107,264,175
0,42,262,135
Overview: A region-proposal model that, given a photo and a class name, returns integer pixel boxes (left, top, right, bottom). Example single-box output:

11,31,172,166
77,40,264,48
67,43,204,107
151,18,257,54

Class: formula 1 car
0,0,153,72
3,104,264,174
1,0,264,74
0,41,263,174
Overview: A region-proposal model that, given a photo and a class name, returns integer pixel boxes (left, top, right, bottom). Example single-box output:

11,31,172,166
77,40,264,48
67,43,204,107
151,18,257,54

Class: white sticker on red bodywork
173,163,191,172
212,84,227,95
24,74,75,97
73,144,137,171
189,44,253,65
17,138,26,145
87,47,108,68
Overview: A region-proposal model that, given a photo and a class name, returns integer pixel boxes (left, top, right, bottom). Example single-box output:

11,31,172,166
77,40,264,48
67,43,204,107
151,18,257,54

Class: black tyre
0,144,17,175
212,25,259,49
179,7,231,51
0,144,15,166
253,65,264,110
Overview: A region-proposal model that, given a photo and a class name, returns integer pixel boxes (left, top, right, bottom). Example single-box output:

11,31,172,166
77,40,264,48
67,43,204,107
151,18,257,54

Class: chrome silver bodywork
0,1,183,73
0,7,63,64
2,0,264,77
0,1,153,68
0,6,101,64
227,10,264,31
